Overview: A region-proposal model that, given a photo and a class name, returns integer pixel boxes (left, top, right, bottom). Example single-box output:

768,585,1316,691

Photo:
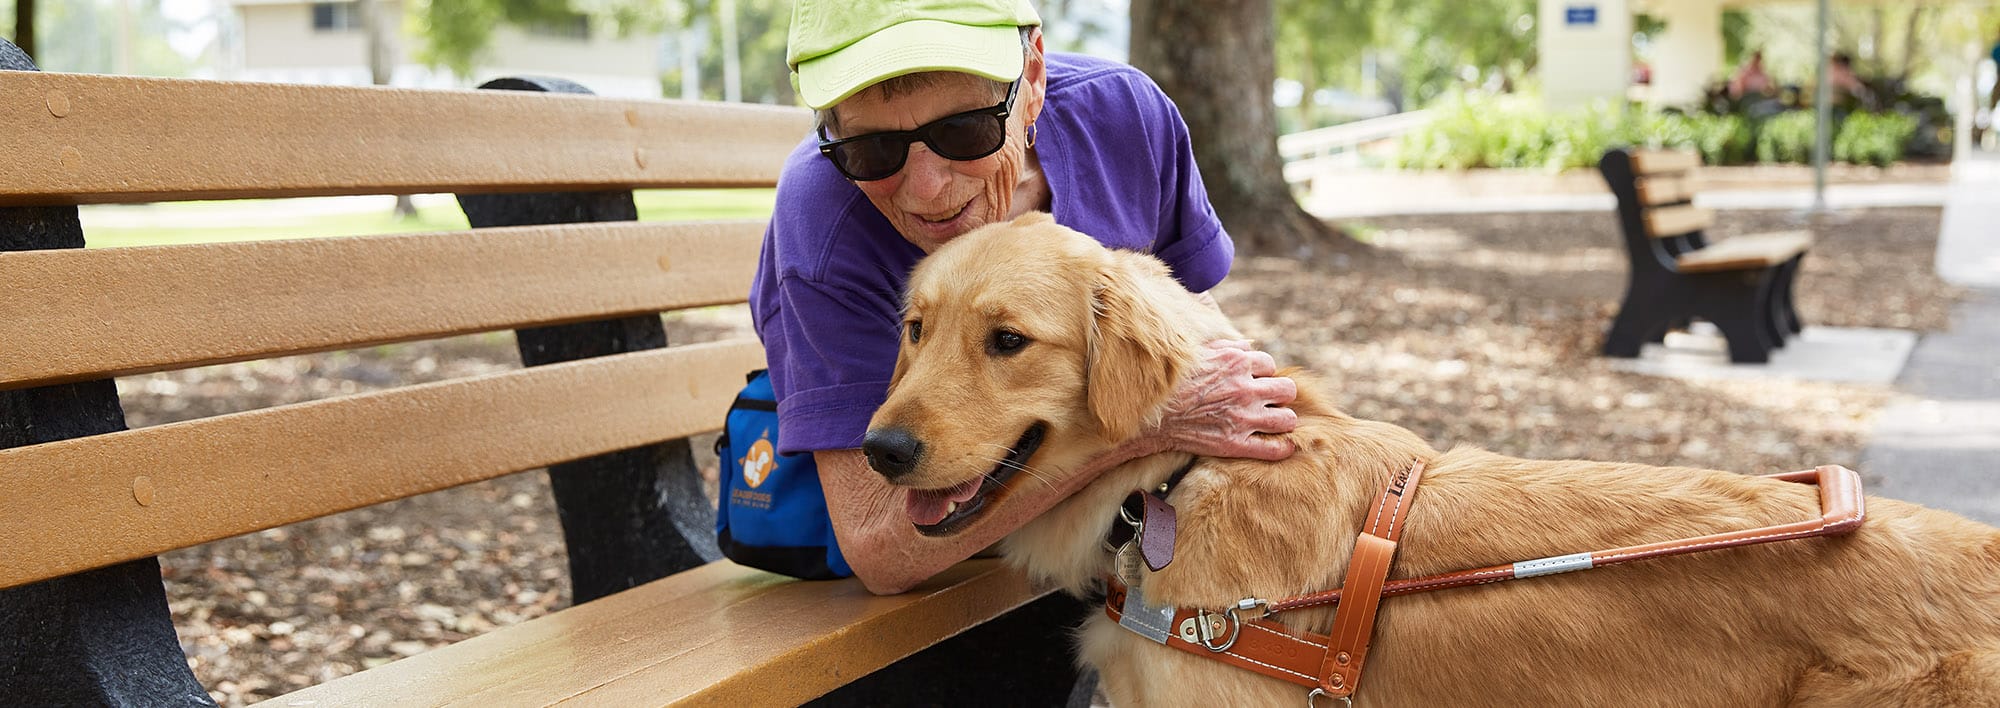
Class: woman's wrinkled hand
1150,339,1299,461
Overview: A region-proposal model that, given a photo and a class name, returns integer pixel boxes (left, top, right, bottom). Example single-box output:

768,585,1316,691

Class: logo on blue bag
741,430,776,489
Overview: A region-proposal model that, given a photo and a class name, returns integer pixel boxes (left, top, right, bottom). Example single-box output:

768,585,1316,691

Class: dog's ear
1086,256,1187,442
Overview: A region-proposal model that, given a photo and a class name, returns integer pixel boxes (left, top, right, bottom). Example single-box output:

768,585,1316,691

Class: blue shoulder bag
714,369,853,579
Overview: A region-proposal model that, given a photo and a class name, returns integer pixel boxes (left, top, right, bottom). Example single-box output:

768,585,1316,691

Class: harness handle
1268,465,1866,615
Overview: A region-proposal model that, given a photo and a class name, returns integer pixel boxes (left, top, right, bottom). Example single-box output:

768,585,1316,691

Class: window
312,2,363,32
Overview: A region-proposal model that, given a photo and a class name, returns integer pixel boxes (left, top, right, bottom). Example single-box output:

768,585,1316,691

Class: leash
1103,463,1867,705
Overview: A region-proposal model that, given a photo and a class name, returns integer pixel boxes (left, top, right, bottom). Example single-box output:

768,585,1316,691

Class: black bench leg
459,76,721,604
1696,270,1778,364
1,125,217,705
1759,273,1789,350
0,558,216,707
1754,256,1807,349
1712,308,1774,363
458,208,719,602
1776,255,1805,336
1604,282,1677,358
810,593,1088,707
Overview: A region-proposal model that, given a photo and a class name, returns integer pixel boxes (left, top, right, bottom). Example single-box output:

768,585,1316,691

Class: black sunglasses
817,79,1020,182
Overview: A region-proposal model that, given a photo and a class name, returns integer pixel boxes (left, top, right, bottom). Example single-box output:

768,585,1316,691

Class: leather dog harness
1103,462,1867,705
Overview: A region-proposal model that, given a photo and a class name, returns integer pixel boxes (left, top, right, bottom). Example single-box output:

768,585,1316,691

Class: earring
1026,123,1038,150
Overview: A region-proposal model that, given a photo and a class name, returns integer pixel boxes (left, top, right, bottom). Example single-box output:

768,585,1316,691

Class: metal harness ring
1194,606,1245,653
1307,688,1353,707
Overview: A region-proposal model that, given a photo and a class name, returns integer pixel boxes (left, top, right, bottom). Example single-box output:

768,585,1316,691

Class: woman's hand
1149,339,1299,461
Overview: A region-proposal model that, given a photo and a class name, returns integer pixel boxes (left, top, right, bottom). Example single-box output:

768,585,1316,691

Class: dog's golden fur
870,213,2000,706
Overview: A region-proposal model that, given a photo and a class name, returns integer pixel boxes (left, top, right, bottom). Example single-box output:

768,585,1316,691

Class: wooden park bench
0,40,1088,706
1598,148,1812,363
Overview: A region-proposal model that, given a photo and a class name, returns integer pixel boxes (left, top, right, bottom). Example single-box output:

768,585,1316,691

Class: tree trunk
1130,0,1355,258
1868,7,1885,74
361,0,418,218
14,0,33,62
1897,6,1926,82
718,0,741,102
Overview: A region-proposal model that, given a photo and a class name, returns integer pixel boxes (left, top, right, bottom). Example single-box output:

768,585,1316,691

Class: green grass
79,189,779,249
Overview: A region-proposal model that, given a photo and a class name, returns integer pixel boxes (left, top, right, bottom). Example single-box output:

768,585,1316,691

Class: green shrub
1392,96,1917,171
1394,95,1489,169
1754,111,1817,164
1692,114,1754,166
1834,111,1918,167
1394,93,1632,171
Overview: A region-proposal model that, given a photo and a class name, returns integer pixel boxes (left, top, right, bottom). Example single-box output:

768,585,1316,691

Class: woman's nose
897,145,952,202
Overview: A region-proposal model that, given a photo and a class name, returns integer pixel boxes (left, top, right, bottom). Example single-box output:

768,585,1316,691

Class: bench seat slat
1644,204,1713,238
1675,231,1812,273
0,341,764,591
258,559,1043,708
1630,149,1700,175
1,73,810,205
0,220,761,391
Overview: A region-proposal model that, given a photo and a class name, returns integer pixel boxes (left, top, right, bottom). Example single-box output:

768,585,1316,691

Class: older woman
753,0,1297,594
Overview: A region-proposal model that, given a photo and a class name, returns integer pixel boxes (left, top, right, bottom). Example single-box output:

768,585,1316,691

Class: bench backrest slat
1629,149,1699,176
0,340,764,591
0,221,761,391
1636,174,1694,206
2,73,810,205
1645,203,1713,238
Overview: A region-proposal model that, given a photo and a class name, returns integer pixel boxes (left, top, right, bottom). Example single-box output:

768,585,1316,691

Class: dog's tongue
906,477,983,526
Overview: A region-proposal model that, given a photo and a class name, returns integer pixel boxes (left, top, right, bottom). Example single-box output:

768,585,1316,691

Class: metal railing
1278,109,1434,186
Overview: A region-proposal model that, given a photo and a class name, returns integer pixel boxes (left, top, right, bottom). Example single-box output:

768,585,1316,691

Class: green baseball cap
788,0,1042,110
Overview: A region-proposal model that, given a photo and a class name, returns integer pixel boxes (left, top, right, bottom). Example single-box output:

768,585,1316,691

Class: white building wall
1539,0,1633,110
1649,0,1724,107
229,1,661,98
238,2,371,70
473,26,660,98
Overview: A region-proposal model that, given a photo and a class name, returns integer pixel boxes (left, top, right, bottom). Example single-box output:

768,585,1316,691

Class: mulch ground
121,208,1954,705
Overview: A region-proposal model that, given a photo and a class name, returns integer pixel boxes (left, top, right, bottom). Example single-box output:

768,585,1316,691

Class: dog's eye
907,320,923,344
990,330,1029,355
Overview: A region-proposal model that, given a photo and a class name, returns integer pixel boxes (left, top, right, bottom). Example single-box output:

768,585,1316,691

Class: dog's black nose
862,427,925,480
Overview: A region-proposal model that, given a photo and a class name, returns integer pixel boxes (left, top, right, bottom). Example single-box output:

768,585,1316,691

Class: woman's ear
1084,257,1185,442
1020,26,1047,127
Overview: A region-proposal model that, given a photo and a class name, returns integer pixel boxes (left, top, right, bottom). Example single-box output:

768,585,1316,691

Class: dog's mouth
906,423,1047,537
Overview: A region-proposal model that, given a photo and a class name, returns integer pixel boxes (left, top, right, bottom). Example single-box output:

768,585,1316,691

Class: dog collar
1105,455,1200,572
1102,463,1866,703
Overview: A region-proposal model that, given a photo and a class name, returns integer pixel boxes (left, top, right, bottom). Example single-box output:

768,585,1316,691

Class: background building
225,0,662,98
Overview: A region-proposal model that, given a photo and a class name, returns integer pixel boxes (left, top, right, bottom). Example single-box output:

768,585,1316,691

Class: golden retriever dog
864,212,2000,706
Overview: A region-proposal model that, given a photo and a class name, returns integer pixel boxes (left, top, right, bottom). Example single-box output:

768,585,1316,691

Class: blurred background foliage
1394,91,1927,171
4,0,1994,173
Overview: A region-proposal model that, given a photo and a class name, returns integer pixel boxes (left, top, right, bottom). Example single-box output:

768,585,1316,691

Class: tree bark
1129,0,1355,258
361,0,418,218
1897,6,1925,82
14,0,35,61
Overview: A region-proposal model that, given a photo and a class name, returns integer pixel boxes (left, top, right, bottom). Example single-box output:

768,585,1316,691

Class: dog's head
864,212,1233,535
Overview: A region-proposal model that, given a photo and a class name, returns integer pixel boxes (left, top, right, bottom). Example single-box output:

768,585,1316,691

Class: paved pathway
1860,152,2000,524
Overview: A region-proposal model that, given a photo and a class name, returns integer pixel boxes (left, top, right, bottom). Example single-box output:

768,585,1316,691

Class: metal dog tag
1117,579,1177,644
1115,540,1145,587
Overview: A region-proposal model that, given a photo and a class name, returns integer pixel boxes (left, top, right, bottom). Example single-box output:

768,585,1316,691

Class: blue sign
1566,5,1597,26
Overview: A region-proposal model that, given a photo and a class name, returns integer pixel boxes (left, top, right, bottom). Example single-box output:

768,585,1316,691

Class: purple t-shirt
751,53,1234,455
